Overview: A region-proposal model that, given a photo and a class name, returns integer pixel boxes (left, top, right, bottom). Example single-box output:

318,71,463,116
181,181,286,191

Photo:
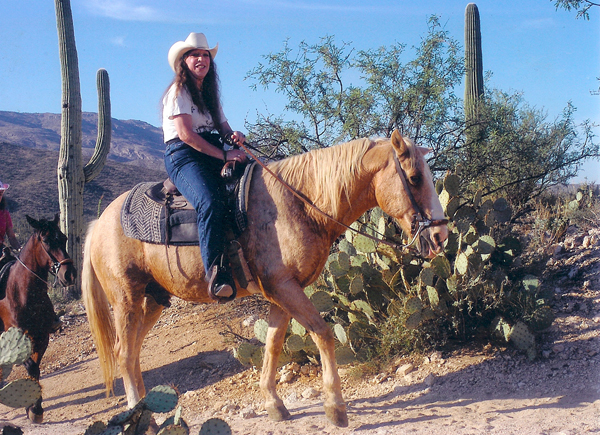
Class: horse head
371,130,448,258
26,214,77,287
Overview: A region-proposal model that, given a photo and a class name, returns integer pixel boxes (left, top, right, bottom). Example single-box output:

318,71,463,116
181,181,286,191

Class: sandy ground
0,230,599,435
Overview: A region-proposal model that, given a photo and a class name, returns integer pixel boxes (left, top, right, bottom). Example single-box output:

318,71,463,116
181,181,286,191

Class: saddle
0,247,16,299
121,162,259,294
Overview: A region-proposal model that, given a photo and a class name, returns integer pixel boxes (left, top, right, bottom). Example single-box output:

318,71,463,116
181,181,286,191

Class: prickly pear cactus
142,385,178,413
0,328,42,410
85,384,186,435
199,418,232,435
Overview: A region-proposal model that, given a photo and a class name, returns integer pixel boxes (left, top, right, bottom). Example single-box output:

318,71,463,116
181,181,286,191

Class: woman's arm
6,226,20,251
173,114,228,160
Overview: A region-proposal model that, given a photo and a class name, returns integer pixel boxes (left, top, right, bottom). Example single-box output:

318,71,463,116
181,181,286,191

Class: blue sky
1,0,598,181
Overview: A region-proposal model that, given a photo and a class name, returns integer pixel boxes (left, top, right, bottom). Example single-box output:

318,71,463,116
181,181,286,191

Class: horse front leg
260,303,291,421
265,281,348,427
23,349,45,424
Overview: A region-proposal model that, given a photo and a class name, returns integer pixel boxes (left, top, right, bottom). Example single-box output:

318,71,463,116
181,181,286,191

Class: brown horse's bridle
13,239,73,287
235,140,448,253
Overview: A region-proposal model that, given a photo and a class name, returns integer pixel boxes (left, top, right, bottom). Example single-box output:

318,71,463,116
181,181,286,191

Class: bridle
14,236,73,288
235,139,448,253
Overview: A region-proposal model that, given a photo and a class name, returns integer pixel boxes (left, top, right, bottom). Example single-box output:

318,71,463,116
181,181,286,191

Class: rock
302,387,320,399
221,403,237,413
300,365,311,376
372,373,389,384
424,373,436,386
279,371,294,384
396,363,414,377
552,244,563,256
430,351,443,362
582,236,592,248
242,315,258,328
240,407,257,419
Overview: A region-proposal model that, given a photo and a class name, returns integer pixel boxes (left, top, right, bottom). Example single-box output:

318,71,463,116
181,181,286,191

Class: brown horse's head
371,130,448,258
26,214,77,287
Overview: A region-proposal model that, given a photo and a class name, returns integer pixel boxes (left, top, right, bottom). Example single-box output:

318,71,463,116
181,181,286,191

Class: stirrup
207,255,236,301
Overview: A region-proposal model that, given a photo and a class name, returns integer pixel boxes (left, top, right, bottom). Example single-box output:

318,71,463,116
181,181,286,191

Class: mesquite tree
55,0,111,297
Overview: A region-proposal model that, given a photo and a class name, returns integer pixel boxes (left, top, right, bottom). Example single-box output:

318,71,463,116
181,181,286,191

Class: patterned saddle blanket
121,162,256,246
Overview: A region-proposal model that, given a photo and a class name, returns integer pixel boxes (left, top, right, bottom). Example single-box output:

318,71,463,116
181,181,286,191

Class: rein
235,140,447,252
12,242,73,288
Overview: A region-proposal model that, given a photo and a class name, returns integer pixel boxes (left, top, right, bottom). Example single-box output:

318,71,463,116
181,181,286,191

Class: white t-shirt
162,84,227,143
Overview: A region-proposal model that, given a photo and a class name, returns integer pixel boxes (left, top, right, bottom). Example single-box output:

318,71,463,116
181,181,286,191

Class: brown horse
0,214,76,423
82,130,448,427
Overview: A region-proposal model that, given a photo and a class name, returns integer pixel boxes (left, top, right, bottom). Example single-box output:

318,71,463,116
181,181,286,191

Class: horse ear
53,213,60,225
418,146,432,156
391,130,410,161
26,215,43,231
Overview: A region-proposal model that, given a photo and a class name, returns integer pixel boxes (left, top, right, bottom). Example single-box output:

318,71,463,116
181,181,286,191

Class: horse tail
82,220,117,397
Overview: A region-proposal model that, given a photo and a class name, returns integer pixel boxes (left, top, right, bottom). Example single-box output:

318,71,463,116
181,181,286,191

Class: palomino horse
0,214,76,423
82,130,448,427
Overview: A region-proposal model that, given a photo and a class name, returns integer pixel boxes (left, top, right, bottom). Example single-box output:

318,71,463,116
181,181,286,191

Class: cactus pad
84,421,107,435
0,378,42,408
290,318,306,336
352,233,377,253
508,321,535,351
404,312,422,330
333,324,348,345
253,319,269,344
199,418,232,435
310,291,334,312
157,425,188,435
335,346,356,365
431,255,451,279
404,297,423,314
107,406,139,426
286,334,305,353
0,327,33,367
143,385,178,413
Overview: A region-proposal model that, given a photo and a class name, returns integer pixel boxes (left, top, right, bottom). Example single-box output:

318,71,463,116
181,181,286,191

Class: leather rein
12,239,73,287
234,139,448,253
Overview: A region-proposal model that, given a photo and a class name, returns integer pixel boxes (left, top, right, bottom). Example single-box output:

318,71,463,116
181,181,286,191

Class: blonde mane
266,136,418,215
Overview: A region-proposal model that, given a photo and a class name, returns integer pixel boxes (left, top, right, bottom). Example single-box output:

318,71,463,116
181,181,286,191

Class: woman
0,181,20,251
162,33,248,301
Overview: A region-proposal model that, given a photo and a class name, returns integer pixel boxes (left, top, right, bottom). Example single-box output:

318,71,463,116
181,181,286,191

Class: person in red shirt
0,181,20,251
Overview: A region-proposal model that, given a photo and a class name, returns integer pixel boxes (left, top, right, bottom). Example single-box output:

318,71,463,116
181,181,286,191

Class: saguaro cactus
464,3,484,140
55,0,111,296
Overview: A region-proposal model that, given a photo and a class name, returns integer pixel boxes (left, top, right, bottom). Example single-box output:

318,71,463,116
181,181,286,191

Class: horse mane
268,136,418,215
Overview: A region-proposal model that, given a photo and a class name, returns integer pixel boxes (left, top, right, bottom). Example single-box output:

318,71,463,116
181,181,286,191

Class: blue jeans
164,141,230,274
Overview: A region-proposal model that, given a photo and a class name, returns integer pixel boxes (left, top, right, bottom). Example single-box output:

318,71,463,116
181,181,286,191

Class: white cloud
521,17,555,30
84,0,163,21
110,36,126,46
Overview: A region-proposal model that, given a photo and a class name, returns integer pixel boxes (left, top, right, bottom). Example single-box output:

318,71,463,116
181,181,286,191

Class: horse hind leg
260,303,292,421
114,292,165,408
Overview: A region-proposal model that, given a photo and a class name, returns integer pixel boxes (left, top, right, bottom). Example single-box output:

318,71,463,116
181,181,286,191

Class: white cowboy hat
168,33,218,72
0,180,9,191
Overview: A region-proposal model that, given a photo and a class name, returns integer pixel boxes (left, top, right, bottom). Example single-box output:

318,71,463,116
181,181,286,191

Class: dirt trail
0,232,599,435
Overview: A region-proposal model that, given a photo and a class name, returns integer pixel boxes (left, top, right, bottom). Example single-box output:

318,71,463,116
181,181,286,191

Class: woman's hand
225,148,248,163
229,130,246,146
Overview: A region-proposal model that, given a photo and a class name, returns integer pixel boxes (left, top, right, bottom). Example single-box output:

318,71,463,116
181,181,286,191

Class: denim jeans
164,141,230,273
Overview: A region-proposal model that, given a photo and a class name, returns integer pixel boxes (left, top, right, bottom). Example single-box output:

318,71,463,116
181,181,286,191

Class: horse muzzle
54,259,77,287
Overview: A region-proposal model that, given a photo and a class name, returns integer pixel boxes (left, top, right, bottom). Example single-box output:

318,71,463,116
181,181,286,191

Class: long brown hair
162,50,223,133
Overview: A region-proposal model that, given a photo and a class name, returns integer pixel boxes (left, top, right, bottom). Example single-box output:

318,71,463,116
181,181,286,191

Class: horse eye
409,175,422,186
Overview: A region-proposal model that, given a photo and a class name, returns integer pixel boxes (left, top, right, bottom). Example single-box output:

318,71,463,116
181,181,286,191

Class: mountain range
0,111,168,234
0,110,165,170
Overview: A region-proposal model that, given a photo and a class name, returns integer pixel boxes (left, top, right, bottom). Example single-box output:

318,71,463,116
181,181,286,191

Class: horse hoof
266,403,291,421
324,403,348,427
26,407,43,424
